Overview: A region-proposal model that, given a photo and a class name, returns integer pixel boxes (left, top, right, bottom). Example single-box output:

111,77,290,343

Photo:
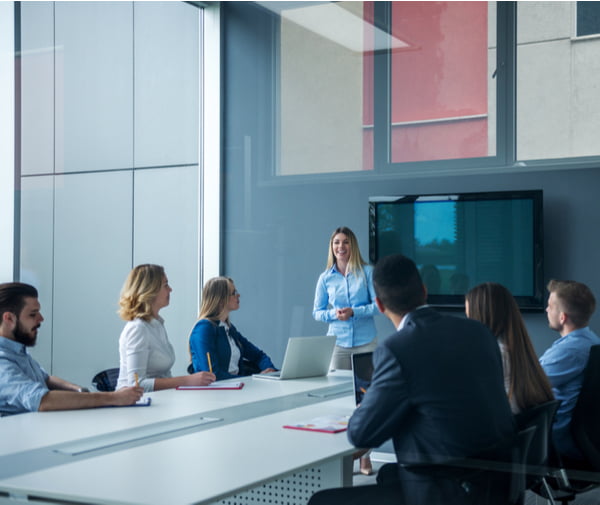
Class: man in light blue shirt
539,279,600,460
0,282,143,416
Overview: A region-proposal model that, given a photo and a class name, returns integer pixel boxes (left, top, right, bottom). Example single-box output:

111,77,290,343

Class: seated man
540,279,600,462
0,282,143,416
309,255,515,505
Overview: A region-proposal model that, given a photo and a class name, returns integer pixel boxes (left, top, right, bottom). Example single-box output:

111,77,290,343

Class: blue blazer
189,319,275,380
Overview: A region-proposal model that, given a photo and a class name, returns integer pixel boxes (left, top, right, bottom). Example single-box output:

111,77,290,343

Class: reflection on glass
278,1,373,175
390,2,494,163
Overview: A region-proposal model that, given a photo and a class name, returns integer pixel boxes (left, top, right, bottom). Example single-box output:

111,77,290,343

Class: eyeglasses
230,290,240,297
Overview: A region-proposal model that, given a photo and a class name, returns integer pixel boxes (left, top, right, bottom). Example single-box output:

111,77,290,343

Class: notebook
351,351,374,405
253,335,336,380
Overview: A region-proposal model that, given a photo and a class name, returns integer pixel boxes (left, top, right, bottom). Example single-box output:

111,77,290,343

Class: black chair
91,367,119,392
533,345,600,505
399,426,536,505
514,399,561,502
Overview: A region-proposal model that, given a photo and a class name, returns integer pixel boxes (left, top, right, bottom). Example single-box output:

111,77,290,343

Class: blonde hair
326,227,367,276
199,277,234,323
118,264,165,321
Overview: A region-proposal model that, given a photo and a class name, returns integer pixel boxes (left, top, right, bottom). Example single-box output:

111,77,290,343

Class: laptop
351,351,374,405
253,335,336,380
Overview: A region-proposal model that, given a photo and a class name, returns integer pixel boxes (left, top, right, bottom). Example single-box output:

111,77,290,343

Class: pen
134,372,139,387
206,352,213,373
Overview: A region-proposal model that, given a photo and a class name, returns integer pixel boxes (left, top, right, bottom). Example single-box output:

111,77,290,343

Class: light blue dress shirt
0,336,49,416
539,327,600,459
313,264,377,348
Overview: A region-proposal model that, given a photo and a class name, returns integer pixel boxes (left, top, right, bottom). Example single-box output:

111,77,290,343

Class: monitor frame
368,189,545,312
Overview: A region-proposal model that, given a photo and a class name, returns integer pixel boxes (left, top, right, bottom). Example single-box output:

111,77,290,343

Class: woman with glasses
116,264,216,391
188,277,277,381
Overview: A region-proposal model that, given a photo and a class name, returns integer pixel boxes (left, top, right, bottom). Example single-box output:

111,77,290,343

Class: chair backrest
508,426,537,505
571,345,600,470
91,368,120,392
514,399,561,467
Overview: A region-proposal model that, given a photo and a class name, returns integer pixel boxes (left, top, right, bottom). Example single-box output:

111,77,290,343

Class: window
577,1,600,37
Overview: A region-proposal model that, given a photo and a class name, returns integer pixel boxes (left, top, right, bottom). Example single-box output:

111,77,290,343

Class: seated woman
189,277,277,380
116,264,215,391
465,282,554,413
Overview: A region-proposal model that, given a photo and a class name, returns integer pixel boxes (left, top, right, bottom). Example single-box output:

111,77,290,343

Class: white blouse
116,316,175,392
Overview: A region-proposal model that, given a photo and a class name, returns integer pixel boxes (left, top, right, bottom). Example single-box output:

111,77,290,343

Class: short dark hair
0,282,38,319
547,279,596,328
373,255,426,315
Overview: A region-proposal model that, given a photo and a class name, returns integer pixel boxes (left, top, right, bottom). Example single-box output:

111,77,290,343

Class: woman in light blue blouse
313,226,378,369
313,226,378,475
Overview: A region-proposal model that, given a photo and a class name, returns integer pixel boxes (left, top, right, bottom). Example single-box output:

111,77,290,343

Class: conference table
0,373,357,505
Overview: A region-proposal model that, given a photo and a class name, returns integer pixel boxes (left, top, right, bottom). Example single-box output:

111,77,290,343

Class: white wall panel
134,2,199,168
19,176,54,371
52,171,133,387
21,2,54,176
133,165,200,376
55,2,133,173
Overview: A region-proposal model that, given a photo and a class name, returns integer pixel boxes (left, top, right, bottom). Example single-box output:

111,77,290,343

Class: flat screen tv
369,190,544,311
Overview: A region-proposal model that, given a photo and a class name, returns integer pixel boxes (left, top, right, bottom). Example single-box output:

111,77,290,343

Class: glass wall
18,2,201,385
222,1,600,368
517,1,600,160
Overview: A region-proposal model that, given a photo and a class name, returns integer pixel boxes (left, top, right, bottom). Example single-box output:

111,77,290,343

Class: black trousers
308,463,511,505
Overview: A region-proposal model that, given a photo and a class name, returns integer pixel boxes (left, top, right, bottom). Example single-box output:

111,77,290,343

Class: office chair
400,426,536,505
532,345,600,505
91,367,120,392
514,399,561,505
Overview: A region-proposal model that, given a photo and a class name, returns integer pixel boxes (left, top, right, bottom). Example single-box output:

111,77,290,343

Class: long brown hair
465,282,554,411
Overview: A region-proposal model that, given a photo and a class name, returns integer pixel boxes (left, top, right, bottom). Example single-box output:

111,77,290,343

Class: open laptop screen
351,352,374,405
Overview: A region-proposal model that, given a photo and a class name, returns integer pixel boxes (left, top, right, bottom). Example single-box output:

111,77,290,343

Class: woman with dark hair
465,282,554,413
188,277,276,380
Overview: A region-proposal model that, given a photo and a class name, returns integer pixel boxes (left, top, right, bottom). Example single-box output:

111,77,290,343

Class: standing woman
188,277,277,381
313,227,377,476
116,264,215,392
465,282,554,413
313,227,378,369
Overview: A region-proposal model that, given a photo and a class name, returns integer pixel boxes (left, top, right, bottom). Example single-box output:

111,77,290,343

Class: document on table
283,414,350,434
176,382,244,390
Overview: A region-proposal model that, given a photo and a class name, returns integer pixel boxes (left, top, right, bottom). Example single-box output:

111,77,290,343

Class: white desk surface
0,394,356,505
0,372,353,458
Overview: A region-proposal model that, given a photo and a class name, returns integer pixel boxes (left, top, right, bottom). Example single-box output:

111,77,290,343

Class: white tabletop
0,393,355,505
0,373,353,457
0,372,356,504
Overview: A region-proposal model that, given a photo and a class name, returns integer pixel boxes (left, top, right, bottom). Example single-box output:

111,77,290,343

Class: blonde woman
188,277,276,381
116,264,215,392
312,227,377,475
313,227,378,370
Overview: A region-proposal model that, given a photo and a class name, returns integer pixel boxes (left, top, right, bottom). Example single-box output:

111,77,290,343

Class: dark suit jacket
348,307,514,465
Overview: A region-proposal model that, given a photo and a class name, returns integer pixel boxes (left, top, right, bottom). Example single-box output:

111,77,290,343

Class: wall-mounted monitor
369,190,544,311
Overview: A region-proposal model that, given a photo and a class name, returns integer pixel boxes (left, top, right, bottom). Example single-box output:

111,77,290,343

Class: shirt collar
0,335,27,354
397,305,429,331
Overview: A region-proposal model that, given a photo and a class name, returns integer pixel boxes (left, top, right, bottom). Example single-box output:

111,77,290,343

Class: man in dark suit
309,255,515,505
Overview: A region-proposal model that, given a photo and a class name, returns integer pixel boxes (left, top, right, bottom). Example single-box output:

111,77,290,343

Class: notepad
283,414,350,434
176,382,244,390
101,397,152,408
